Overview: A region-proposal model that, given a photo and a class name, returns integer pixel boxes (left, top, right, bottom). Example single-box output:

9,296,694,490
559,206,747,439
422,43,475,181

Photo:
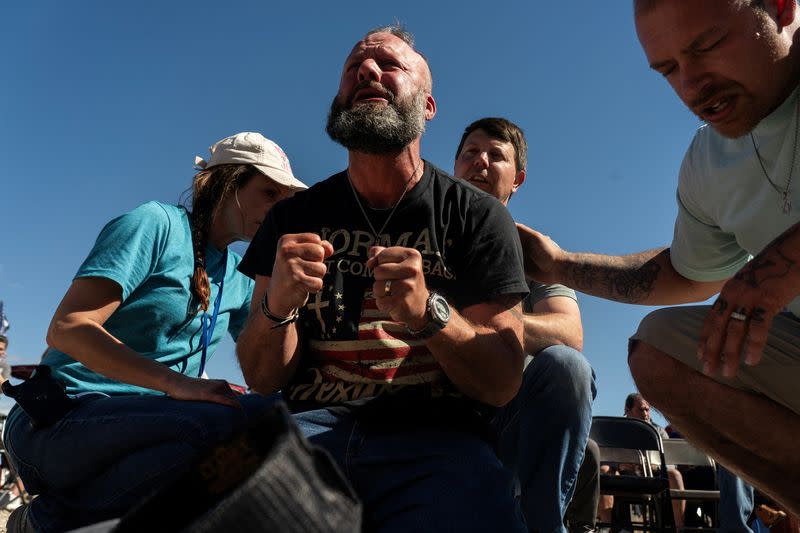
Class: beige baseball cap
194,132,307,191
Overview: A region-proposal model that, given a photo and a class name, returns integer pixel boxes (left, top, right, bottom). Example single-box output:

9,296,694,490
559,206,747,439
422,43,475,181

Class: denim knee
526,345,596,404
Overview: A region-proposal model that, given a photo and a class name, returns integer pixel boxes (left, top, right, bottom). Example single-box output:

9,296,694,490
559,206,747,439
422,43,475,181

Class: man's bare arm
523,296,583,354
368,246,525,407
426,295,525,407
236,275,302,394
236,234,334,394
517,223,724,305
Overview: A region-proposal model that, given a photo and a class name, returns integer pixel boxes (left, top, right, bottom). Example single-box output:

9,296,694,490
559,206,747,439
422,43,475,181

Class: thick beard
326,90,427,153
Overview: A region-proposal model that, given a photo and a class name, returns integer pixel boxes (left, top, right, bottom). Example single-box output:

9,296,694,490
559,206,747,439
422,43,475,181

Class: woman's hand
165,374,241,409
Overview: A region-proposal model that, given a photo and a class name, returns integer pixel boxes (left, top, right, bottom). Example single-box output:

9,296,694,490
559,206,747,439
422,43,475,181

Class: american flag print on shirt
285,288,447,405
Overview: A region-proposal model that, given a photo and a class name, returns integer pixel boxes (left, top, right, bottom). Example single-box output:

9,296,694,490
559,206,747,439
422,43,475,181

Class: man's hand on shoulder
698,222,800,377
516,223,565,284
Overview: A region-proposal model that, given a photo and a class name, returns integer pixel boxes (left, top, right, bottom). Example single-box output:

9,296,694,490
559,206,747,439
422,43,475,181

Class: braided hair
183,163,260,312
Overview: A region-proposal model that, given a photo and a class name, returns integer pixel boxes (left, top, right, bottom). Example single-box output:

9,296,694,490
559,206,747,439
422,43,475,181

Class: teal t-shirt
43,201,255,396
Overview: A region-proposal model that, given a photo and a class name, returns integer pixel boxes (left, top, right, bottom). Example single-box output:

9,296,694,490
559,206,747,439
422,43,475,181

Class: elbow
484,387,520,408
558,315,584,352
240,359,278,396
482,352,524,408
484,331,525,407
236,345,280,395
482,373,522,407
571,328,584,353
243,375,276,396
237,348,265,392
46,317,73,353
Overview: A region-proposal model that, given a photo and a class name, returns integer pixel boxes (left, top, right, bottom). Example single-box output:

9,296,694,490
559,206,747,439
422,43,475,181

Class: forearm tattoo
564,248,667,303
733,223,800,289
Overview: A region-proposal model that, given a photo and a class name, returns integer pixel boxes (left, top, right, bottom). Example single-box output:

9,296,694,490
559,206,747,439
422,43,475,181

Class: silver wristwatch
406,292,450,339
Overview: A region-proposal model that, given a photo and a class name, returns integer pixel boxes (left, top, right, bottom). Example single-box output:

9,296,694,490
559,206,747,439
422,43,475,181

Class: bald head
364,25,433,92
634,0,761,16
326,27,437,153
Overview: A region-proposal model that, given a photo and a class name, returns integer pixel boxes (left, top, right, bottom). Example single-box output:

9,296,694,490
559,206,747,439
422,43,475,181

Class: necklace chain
750,96,799,215
347,158,424,240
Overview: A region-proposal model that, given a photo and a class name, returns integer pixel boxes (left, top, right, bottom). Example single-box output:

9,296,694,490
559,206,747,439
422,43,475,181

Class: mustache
688,83,736,110
346,81,395,107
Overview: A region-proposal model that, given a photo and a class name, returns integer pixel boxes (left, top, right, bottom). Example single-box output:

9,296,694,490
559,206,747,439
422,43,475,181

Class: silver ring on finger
730,311,748,321
384,280,393,297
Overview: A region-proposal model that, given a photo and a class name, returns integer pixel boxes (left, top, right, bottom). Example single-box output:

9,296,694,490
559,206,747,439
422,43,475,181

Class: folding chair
2,364,37,509
0,414,30,509
662,439,720,531
591,416,676,533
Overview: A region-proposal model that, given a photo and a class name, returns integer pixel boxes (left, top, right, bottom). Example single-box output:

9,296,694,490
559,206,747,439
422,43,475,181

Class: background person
595,393,686,528
623,393,686,529
3,132,306,532
453,116,596,533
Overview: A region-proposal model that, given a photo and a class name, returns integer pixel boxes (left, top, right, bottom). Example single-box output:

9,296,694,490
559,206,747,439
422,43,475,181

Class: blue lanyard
198,250,226,377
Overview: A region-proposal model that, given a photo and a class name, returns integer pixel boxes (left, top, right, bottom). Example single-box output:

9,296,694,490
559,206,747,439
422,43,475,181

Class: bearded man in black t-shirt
238,25,529,531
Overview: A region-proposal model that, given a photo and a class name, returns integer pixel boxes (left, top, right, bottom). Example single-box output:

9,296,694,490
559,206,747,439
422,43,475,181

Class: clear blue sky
0,1,705,423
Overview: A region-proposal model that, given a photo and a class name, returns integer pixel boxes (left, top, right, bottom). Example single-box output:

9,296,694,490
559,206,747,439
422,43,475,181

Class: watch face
430,294,451,322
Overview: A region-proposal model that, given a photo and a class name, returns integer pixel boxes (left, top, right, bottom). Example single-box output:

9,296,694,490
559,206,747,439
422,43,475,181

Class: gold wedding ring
384,280,393,297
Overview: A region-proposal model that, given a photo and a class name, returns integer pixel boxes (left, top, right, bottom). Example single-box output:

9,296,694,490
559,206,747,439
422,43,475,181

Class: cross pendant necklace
346,158,424,241
750,96,799,215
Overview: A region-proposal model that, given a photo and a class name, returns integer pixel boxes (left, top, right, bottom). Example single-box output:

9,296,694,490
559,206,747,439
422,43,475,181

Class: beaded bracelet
260,292,299,329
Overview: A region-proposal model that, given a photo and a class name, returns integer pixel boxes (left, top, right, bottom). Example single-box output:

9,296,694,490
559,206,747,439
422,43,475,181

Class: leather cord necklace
750,96,799,215
347,158,424,240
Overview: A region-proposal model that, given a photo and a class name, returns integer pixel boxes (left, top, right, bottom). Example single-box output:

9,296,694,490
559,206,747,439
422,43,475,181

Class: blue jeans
4,393,275,533
493,345,597,533
294,406,527,532
717,465,755,533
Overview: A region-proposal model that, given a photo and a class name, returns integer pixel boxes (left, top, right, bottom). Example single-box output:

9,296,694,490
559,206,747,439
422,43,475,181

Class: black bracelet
260,292,299,329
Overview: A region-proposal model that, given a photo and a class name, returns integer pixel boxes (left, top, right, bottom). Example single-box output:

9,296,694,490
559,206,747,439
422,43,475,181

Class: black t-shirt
239,161,528,417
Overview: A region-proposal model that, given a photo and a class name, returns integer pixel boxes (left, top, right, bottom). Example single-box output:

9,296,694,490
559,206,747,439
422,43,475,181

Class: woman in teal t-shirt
4,132,306,532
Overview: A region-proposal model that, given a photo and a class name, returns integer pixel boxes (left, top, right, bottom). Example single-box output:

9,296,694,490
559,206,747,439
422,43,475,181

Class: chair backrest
600,447,647,465
591,416,670,476
591,416,675,531
662,439,715,469
590,416,665,453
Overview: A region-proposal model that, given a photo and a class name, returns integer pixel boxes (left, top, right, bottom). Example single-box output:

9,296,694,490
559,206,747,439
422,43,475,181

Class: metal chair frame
662,438,720,532
591,416,676,533
0,415,30,509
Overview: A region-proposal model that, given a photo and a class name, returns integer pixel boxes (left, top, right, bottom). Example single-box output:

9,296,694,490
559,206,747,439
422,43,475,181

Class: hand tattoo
750,306,766,323
734,257,781,288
